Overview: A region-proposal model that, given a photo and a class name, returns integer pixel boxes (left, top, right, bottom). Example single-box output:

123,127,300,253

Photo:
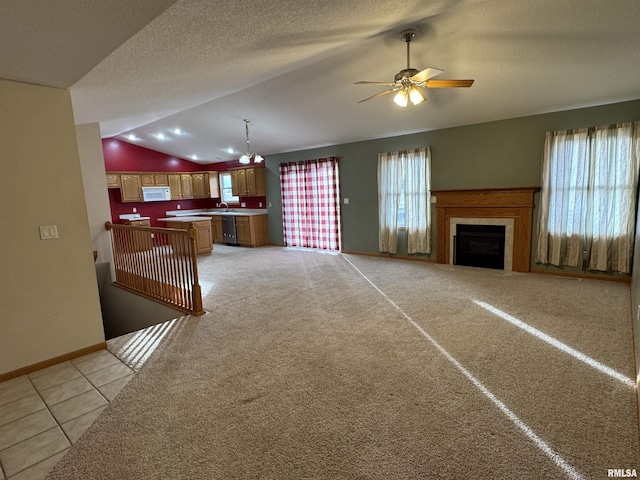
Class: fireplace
431,187,539,273
455,224,506,270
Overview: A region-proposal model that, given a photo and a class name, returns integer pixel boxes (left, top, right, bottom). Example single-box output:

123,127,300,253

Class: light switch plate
39,225,58,240
344,198,349,204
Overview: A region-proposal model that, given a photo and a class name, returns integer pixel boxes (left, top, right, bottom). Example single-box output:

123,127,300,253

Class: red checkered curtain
280,158,341,250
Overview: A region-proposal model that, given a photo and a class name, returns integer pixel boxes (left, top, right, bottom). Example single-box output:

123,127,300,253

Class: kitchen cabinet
193,220,213,253
106,174,120,188
209,172,220,198
211,215,223,243
127,219,153,251
230,167,265,197
120,174,143,202
192,173,209,198
141,174,155,186
235,215,268,247
168,174,182,199
181,174,194,199
106,170,222,201
154,174,169,186
165,219,212,254
141,173,169,186
231,169,244,197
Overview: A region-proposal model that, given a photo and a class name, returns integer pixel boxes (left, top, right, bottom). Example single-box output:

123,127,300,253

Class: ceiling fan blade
357,88,399,103
354,81,397,85
411,68,444,83
425,79,474,88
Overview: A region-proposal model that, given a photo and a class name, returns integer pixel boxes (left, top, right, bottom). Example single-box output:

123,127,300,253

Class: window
536,122,640,273
219,172,239,204
377,147,431,255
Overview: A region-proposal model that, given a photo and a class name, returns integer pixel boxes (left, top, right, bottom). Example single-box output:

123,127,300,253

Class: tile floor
0,350,134,479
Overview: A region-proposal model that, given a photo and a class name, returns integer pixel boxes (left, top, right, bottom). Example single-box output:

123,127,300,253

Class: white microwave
142,186,171,202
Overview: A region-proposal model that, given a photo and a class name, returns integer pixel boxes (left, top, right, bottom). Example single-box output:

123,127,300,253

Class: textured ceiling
2,0,640,163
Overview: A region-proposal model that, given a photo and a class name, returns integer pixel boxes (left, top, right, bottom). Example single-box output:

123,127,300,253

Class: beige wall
76,122,114,279
0,79,105,375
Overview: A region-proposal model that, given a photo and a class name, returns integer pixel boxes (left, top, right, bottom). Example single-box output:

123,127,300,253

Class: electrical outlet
259,202,262,208
241,202,246,207
177,204,181,209
344,198,350,205
133,207,137,213
268,202,272,207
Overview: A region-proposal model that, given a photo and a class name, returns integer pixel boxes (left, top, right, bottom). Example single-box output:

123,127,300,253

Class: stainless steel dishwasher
222,215,237,244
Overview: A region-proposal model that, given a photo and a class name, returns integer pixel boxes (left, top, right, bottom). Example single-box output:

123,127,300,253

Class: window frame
218,172,239,204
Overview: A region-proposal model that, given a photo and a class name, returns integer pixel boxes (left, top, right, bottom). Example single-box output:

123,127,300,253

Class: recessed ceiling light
190,155,199,160
226,148,235,154
172,128,185,135
125,134,139,141
155,133,167,140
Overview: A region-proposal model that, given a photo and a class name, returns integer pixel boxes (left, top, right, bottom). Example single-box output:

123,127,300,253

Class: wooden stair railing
105,221,204,316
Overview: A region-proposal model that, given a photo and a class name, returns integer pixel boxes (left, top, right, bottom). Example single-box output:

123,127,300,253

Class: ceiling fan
355,29,474,107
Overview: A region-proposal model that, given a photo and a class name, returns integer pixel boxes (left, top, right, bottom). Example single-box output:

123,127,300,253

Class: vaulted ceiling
2,0,640,163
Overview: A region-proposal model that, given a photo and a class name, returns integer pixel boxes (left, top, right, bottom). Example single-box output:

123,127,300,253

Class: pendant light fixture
238,119,263,164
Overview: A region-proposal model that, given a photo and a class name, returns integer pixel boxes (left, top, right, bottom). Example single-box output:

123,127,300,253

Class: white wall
76,123,114,279
0,79,105,375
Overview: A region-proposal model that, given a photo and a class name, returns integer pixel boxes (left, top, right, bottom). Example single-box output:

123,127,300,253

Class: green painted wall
265,99,640,261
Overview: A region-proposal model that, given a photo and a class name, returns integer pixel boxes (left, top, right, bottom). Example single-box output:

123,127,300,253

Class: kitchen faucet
220,202,229,211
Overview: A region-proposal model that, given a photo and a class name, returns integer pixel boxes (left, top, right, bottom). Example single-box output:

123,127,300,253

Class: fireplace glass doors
454,224,506,270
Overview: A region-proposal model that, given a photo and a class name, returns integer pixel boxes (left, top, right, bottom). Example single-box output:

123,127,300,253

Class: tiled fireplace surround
432,187,539,273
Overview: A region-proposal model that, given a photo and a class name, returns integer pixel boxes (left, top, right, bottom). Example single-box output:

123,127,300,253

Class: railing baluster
104,222,204,316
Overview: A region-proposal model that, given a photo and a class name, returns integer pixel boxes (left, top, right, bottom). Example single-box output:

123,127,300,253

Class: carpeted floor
48,246,639,479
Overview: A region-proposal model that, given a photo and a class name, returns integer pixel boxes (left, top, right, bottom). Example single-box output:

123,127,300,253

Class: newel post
188,224,205,316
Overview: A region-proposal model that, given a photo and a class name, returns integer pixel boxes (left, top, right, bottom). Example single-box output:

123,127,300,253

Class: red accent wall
103,139,266,226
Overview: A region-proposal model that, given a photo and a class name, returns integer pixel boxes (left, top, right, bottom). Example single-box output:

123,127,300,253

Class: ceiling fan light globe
409,87,426,105
393,90,409,107
253,154,264,163
239,154,251,164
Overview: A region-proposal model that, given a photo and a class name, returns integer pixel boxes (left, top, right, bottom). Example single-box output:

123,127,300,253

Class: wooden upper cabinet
142,173,169,186
231,170,238,196
180,174,193,199
106,170,243,201
106,174,120,188
246,168,257,196
154,174,169,186
230,166,265,197
168,174,182,199
120,174,143,202
209,172,220,198
141,174,155,186
192,173,209,198
246,167,266,196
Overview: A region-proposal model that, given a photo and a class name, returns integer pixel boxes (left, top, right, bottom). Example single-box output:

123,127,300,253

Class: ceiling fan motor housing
395,68,419,83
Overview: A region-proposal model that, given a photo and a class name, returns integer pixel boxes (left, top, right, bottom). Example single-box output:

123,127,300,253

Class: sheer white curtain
405,147,431,254
536,122,640,273
378,151,401,253
378,147,431,254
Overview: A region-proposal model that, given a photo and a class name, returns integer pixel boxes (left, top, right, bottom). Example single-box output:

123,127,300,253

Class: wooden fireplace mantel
431,187,540,272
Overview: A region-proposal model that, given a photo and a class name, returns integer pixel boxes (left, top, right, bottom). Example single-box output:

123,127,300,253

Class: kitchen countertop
157,216,212,222
165,208,268,217
197,211,266,217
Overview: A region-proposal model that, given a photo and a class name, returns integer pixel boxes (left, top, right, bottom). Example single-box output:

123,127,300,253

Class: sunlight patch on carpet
343,255,584,480
472,300,634,387
110,317,184,371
